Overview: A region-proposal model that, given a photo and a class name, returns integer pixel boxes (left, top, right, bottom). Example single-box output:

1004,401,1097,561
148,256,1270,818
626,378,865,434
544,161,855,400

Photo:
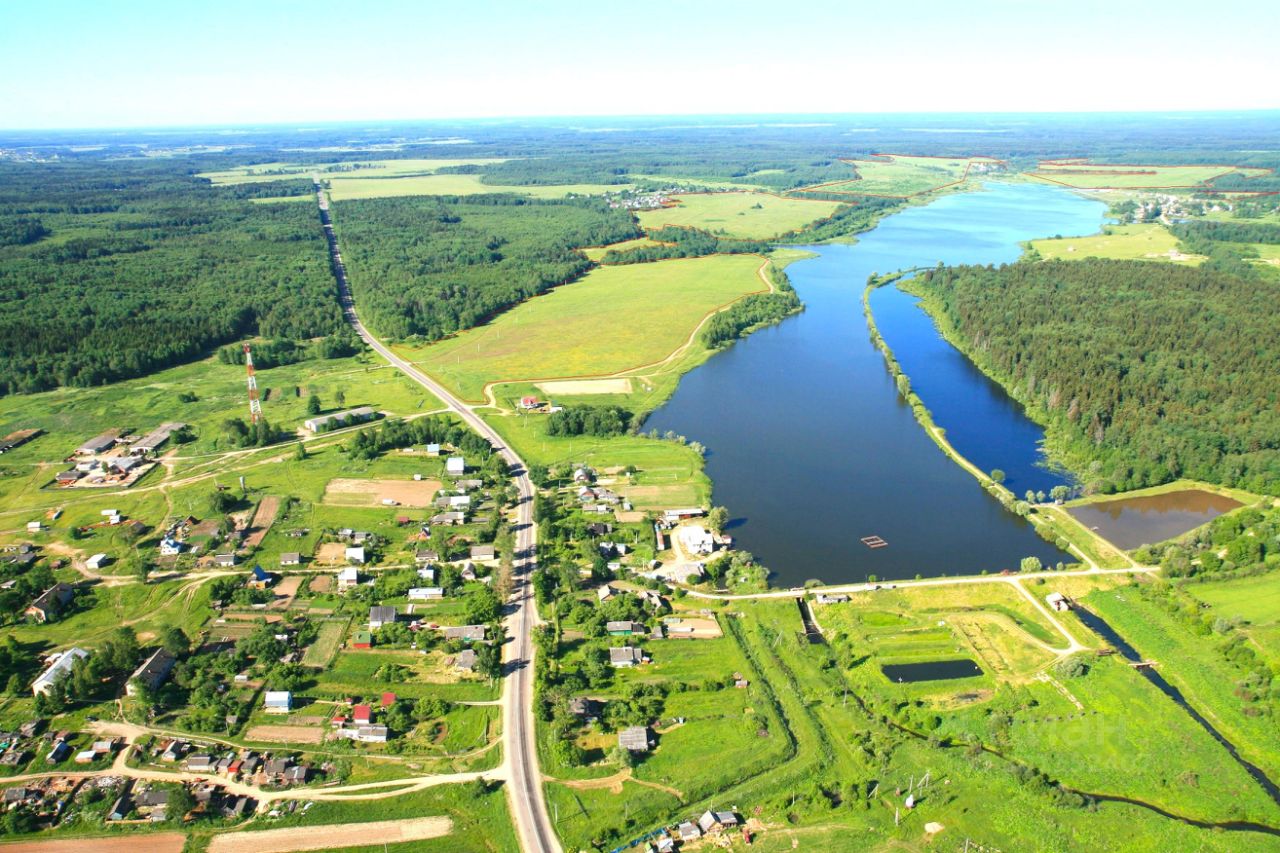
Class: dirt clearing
314,542,347,565
244,724,324,744
323,477,441,508
208,816,452,853
537,378,633,395
269,575,304,609
243,495,280,549
0,835,186,853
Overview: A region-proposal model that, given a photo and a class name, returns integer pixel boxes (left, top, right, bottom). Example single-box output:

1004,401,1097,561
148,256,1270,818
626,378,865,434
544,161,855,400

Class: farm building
470,544,497,562
75,430,121,457
86,553,109,570
618,726,651,752
352,704,373,725
279,552,301,566
127,648,176,697
607,621,646,636
446,456,466,475
32,648,89,696
1046,592,1071,612
129,422,187,456
698,810,740,833
430,511,465,526
344,545,366,565
0,428,41,454
597,584,617,602
352,631,373,649
303,406,377,433
409,587,444,600
213,553,236,568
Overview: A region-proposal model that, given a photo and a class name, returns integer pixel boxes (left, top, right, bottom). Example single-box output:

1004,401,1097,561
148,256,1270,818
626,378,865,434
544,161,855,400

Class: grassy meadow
636,192,840,239
809,154,1003,197
1186,573,1280,665
396,254,768,402
1027,162,1271,189
1029,223,1203,263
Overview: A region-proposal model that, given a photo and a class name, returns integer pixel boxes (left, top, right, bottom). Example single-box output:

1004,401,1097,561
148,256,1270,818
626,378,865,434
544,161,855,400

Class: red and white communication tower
243,344,262,423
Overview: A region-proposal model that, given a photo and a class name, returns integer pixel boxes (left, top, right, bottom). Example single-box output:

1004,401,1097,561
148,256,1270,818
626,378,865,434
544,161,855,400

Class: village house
159,536,183,557
247,565,274,589
336,567,361,591
698,810,740,834
408,587,444,600
25,582,75,623
470,544,497,563
597,584,617,602
352,631,373,650
263,691,292,714
369,605,398,630
568,697,600,721
344,545,366,565
607,621,646,636
127,647,176,697
609,647,644,668
415,549,439,566
279,552,301,566
454,649,477,671
430,511,466,526
86,553,110,570
213,553,236,568
352,704,373,725
446,456,466,475
618,725,652,752
75,430,120,457
32,648,89,696
678,821,702,841
443,625,487,642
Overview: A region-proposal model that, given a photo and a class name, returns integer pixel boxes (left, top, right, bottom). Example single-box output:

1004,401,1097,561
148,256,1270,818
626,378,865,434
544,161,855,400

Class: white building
408,587,444,600
446,457,465,475
263,691,292,714
32,648,89,696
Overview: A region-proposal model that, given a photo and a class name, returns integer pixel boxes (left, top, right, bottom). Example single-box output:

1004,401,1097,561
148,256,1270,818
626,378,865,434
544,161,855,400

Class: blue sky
2,0,1277,128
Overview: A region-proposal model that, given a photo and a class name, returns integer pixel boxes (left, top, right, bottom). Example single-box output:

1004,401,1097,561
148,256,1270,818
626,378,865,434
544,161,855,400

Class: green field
581,236,663,261
806,154,1004,197
1187,573,1280,663
396,254,767,401
636,192,840,239
1029,223,1203,264
1028,161,1271,189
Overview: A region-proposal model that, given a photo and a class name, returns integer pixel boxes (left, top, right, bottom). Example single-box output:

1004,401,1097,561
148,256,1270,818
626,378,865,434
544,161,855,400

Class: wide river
646,182,1106,585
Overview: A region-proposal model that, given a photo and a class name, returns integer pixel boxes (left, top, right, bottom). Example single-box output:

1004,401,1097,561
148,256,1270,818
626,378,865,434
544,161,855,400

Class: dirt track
0,834,186,853
244,495,280,549
207,816,452,853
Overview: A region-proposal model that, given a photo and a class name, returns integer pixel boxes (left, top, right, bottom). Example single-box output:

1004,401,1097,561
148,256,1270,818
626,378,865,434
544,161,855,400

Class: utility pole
244,343,262,424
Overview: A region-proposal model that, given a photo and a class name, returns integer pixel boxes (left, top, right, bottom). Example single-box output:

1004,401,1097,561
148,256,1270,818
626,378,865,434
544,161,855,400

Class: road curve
315,184,560,853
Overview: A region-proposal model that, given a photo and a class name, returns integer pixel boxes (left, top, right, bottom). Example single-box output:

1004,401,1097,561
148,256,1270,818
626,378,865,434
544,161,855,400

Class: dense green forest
701,263,801,349
1171,219,1280,246
911,260,1280,494
0,162,342,395
331,194,638,340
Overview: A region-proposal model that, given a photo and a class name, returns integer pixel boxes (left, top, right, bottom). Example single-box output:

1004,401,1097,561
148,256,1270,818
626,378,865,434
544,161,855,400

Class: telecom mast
244,344,262,423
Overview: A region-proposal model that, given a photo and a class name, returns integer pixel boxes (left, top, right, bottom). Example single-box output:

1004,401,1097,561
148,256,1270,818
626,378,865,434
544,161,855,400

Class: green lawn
396,254,767,402
636,192,840,240
1029,223,1203,264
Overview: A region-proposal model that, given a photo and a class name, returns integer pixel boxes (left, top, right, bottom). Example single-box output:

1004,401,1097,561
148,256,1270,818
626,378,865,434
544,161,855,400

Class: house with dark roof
369,606,397,630
25,583,75,623
618,726,651,752
609,646,643,667
127,647,176,697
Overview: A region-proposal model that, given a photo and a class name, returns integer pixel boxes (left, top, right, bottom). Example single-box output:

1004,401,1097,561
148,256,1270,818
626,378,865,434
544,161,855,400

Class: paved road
315,185,560,853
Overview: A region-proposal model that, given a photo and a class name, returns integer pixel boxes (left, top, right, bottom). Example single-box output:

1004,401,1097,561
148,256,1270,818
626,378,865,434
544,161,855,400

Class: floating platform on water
861,535,888,549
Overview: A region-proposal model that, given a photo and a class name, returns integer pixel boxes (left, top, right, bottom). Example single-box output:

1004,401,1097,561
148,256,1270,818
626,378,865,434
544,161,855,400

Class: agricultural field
1028,223,1204,264
1027,160,1272,189
801,154,1005,198
636,192,841,239
581,236,663,261
396,254,769,402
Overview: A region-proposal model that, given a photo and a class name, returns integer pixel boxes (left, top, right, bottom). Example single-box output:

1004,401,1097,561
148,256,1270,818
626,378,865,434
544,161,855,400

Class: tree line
701,262,801,349
546,405,632,437
599,226,769,264
912,259,1280,495
1171,219,1280,247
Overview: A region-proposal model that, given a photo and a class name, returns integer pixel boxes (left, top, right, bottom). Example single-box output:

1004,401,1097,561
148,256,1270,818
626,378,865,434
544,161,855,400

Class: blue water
645,182,1106,585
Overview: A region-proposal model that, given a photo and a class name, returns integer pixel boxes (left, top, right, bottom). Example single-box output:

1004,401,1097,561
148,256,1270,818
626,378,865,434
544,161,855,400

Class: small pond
881,659,983,683
1066,488,1242,550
